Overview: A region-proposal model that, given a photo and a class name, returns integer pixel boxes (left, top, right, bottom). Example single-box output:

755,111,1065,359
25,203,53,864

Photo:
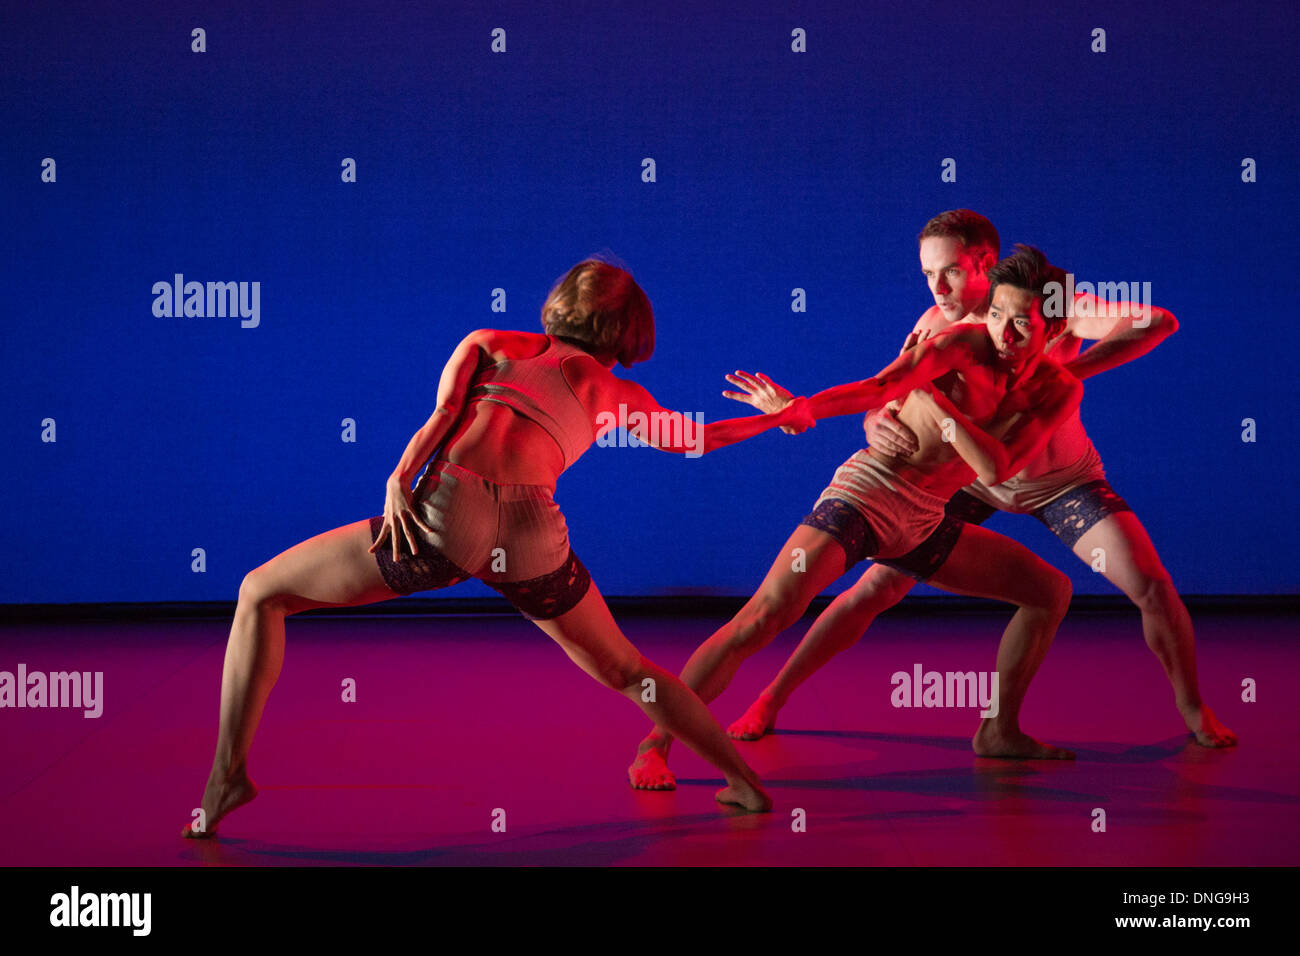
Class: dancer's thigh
244,519,402,614
926,525,1063,607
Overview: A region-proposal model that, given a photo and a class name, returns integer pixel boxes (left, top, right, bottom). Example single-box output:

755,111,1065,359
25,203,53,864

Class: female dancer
183,258,815,836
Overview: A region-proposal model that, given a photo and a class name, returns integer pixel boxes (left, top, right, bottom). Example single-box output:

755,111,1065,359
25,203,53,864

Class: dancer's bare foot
1180,702,1237,748
728,692,780,740
628,746,675,790
181,766,258,839
973,722,1075,760
715,778,773,812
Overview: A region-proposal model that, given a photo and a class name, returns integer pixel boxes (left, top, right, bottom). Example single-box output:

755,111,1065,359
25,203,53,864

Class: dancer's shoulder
462,328,550,363
1028,357,1084,406
921,322,987,362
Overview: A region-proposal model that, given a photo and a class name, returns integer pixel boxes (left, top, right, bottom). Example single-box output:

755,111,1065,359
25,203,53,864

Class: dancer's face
919,236,991,321
986,284,1049,370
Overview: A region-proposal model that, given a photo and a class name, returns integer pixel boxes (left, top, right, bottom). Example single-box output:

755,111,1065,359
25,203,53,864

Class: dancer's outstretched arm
910,378,1082,485
1047,294,1177,379
802,325,980,420
601,377,814,454
723,325,977,424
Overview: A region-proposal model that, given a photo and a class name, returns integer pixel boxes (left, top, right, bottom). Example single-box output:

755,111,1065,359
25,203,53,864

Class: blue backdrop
3,0,1296,602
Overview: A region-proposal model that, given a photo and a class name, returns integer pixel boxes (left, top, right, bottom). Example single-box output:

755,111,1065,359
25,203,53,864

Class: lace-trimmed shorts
369,460,591,620
875,479,1134,581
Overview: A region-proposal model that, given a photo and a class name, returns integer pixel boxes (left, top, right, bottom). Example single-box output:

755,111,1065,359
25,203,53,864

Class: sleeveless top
465,335,598,472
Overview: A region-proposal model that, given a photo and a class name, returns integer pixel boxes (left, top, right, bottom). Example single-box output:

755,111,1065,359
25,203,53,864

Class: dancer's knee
1129,569,1179,618
1027,567,1072,622
597,652,647,693
731,592,800,651
846,569,912,615
237,569,287,615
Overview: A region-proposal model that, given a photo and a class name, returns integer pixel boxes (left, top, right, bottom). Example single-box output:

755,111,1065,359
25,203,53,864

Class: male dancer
630,245,1087,789
728,210,1235,749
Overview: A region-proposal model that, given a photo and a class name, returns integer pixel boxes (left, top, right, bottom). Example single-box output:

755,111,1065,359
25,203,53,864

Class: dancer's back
437,329,606,488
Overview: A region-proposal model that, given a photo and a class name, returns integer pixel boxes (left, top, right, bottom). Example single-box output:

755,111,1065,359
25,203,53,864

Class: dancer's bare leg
729,564,915,739
531,581,771,811
1072,512,1236,747
629,525,849,788
925,525,1075,759
183,519,401,838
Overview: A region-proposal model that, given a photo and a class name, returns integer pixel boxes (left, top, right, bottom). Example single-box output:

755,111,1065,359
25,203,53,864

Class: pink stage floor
1,607,1296,866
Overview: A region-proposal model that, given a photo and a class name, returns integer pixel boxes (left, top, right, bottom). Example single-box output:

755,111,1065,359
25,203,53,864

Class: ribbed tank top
465,335,597,471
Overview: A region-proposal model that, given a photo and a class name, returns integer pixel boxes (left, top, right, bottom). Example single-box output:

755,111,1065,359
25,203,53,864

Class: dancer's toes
973,723,1075,760
1183,703,1238,748
727,694,779,740
181,821,215,840
628,749,676,790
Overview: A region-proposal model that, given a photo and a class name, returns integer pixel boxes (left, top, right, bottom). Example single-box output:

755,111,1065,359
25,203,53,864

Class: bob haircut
540,258,655,368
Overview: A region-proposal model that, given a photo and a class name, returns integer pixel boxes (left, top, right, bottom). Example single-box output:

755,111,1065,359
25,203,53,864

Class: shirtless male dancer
728,210,1236,748
629,244,1088,790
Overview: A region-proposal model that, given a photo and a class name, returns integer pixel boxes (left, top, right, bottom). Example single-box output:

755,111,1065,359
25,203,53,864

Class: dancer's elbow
986,457,1015,485
431,401,461,421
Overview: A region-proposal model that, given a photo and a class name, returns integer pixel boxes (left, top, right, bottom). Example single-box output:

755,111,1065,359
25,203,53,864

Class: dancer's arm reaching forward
723,324,979,425
597,375,815,454
1045,293,1178,379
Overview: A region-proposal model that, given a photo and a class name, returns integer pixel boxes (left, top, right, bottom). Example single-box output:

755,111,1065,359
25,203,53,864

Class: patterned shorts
876,479,1134,579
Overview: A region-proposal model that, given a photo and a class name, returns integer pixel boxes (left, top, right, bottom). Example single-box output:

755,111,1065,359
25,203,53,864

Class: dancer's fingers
367,522,388,554
399,512,420,555
755,372,792,399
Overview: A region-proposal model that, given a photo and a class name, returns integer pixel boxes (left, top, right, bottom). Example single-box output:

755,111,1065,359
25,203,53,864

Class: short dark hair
540,257,655,367
918,209,1000,262
985,244,1069,338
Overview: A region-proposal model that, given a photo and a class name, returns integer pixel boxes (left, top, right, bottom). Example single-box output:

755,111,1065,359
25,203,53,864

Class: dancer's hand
723,371,803,432
864,404,918,456
369,478,435,561
900,328,935,353
779,396,816,434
